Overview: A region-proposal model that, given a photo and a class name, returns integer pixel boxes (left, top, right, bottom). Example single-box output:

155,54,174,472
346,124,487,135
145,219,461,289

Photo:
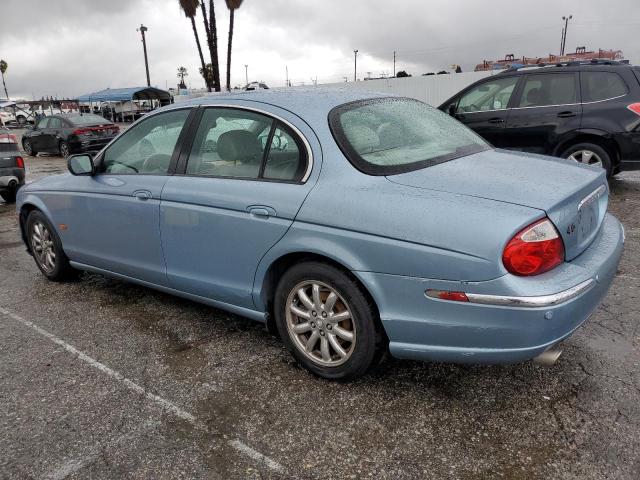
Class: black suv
439,61,640,177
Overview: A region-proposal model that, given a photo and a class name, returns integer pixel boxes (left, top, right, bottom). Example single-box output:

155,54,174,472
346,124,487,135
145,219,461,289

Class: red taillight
503,218,564,276
628,103,640,116
16,156,24,169
73,128,91,135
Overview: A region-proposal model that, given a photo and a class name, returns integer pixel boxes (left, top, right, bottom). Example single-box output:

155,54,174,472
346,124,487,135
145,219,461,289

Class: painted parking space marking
0,306,285,475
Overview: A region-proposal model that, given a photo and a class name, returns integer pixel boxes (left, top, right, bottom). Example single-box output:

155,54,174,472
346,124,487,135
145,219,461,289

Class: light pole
244,65,248,85
393,51,396,77
353,50,358,82
561,15,572,56
136,24,150,86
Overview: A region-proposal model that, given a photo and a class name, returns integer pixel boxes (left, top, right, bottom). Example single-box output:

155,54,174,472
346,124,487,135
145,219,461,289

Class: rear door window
581,71,628,102
517,73,577,107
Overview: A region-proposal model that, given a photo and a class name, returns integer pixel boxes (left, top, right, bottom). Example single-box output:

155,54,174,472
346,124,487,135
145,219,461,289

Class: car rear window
581,71,629,102
66,114,110,125
329,97,490,175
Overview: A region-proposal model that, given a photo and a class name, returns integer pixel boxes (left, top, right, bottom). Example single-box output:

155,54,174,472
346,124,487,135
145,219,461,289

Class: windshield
329,97,490,175
66,114,110,125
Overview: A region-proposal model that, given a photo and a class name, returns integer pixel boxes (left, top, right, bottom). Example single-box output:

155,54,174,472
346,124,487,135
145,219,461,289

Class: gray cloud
1,0,638,99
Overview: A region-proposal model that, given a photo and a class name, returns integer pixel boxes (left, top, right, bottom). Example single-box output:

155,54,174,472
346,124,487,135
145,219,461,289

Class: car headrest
526,88,542,105
217,130,262,163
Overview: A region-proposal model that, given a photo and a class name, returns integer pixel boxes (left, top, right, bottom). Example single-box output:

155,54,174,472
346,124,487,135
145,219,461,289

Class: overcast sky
0,0,638,99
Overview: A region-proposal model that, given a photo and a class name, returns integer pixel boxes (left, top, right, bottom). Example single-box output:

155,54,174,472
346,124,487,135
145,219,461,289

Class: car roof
498,62,635,76
175,87,392,113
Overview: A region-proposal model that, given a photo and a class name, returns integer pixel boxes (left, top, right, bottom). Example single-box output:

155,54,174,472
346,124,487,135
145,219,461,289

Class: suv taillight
503,218,564,276
627,103,640,116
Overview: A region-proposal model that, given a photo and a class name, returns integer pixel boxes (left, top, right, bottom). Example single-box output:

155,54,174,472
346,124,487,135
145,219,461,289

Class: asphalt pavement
1,132,639,479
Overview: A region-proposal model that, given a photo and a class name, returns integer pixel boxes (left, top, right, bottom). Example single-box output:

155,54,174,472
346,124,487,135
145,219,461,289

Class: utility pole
244,64,248,85
353,50,358,82
561,15,572,56
393,51,396,77
286,65,289,87
137,24,150,86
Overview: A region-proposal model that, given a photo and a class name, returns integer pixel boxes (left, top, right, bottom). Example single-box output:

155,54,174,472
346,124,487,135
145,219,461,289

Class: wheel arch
257,251,383,337
18,198,56,253
552,129,621,169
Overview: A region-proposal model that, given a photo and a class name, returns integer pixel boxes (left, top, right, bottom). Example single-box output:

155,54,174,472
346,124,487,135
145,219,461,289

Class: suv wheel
561,143,612,178
274,261,383,380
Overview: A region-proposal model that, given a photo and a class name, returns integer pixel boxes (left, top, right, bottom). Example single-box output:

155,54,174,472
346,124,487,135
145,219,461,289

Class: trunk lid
386,149,608,261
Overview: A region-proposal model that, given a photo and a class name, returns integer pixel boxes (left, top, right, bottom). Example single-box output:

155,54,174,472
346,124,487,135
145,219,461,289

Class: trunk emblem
577,185,606,212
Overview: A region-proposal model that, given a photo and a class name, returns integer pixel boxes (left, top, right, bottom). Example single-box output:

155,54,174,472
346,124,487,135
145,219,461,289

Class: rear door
503,72,582,154
160,104,320,309
448,75,520,147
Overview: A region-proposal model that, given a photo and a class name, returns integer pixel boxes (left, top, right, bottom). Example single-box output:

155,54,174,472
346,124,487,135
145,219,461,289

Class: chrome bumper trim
465,279,596,308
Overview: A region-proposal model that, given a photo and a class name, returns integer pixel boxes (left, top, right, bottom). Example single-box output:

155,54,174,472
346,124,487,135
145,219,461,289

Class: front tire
26,210,77,281
561,142,612,178
23,139,37,156
59,140,70,158
274,261,383,380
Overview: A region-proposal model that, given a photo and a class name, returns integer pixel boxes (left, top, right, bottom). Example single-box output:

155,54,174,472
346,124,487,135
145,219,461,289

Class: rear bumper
613,132,640,170
68,136,116,155
355,213,624,364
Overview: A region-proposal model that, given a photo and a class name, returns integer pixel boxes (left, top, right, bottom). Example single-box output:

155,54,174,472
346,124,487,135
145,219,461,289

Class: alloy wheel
60,142,70,158
30,221,57,273
568,149,603,169
23,140,32,156
285,280,356,367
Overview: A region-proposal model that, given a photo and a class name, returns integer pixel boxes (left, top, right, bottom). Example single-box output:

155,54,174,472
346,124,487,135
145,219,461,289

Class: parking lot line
0,305,286,475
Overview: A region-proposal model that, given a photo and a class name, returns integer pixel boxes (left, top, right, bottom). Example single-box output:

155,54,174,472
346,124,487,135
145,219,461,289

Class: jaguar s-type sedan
16,89,624,380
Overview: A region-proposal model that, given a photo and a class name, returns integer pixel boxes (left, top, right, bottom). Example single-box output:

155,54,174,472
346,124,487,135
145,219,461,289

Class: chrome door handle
249,207,270,217
488,117,505,124
133,190,152,200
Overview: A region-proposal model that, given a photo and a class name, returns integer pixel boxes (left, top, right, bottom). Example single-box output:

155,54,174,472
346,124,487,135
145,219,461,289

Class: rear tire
26,210,77,281
273,261,383,380
17,115,27,126
1,191,17,203
561,142,612,178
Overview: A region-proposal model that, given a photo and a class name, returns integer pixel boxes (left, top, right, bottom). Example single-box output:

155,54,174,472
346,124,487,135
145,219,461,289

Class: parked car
16,90,623,379
21,113,119,158
0,127,25,203
439,61,640,177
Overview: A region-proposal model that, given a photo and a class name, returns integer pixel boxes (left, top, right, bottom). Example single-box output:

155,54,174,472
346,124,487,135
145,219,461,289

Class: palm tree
199,1,222,92
177,66,188,88
178,0,211,91
225,0,243,91
0,60,8,99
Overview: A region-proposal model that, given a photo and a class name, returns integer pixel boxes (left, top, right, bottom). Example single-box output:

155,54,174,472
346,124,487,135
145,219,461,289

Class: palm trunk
0,73,7,99
209,0,221,92
226,9,234,91
200,0,221,91
190,17,211,91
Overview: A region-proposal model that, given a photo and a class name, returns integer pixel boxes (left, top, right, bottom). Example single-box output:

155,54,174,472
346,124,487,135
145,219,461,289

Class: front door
57,108,193,285
160,105,319,309
29,117,50,151
503,72,582,154
451,75,520,147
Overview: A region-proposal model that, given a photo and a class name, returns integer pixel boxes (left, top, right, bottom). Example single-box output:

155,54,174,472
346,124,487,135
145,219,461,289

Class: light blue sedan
16,90,624,379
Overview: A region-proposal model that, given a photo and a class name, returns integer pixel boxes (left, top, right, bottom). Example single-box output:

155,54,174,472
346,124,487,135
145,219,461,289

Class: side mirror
68,154,95,176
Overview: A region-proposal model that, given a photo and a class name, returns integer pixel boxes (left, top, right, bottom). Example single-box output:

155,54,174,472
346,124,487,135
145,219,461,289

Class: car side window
581,72,628,103
37,118,49,129
263,125,307,181
517,73,577,107
48,117,62,129
102,108,190,175
457,76,519,113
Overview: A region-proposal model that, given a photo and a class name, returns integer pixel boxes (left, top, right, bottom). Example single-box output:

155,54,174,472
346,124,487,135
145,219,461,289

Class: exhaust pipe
533,347,562,366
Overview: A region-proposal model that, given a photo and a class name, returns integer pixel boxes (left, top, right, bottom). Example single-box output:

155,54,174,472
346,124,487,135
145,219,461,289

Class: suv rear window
581,71,628,102
329,97,489,175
